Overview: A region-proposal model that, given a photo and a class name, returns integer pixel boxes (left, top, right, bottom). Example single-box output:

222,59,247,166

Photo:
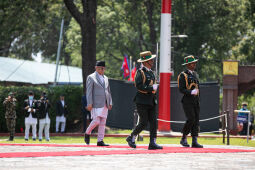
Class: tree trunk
63,0,97,93
145,0,157,53
81,18,96,93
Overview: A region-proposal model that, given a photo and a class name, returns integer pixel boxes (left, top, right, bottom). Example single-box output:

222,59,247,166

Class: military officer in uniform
24,91,38,141
3,92,17,141
177,55,203,148
126,51,162,150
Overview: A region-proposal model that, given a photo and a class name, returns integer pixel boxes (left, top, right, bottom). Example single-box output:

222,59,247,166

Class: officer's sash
177,72,199,91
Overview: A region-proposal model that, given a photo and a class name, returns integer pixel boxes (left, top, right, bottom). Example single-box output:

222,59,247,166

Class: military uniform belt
138,90,156,94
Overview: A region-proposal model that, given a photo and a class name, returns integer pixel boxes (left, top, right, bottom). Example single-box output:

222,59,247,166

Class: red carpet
0,143,254,158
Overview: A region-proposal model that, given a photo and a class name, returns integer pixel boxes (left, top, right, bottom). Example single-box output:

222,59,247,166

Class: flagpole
158,0,172,131
129,56,132,79
132,61,136,81
156,42,159,82
54,18,64,86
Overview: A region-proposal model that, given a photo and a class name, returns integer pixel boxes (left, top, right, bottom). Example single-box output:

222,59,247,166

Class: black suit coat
37,100,51,119
24,99,38,118
56,100,68,116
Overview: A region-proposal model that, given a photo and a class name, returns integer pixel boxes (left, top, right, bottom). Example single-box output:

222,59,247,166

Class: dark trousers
131,104,157,141
82,111,91,133
182,103,200,137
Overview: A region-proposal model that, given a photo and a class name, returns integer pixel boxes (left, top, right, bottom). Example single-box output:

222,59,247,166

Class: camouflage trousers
6,118,16,136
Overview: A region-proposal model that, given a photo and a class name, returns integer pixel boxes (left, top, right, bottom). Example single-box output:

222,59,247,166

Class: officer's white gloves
191,89,199,95
153,84,159,91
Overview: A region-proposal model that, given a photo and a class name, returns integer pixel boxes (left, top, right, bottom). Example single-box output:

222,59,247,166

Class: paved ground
0,144,255,170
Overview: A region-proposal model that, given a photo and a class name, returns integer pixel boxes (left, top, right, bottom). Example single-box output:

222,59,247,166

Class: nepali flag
128,66,136,81
121,55,130,78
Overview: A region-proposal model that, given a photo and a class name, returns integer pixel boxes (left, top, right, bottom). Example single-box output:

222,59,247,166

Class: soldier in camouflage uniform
3,92,17,141
126,51,163,150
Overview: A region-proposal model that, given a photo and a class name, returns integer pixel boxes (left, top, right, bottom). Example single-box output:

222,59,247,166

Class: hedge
0,85,83,133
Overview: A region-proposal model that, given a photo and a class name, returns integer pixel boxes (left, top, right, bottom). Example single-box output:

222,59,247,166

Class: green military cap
182,55,198,65
137,51,156,63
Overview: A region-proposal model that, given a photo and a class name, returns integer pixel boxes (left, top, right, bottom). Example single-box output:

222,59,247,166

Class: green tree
0,0,72,65
172,0,249,82
65,0,161,79
0,0,48,58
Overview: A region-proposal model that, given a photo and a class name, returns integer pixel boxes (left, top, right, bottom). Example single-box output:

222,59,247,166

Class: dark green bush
0,85,83,133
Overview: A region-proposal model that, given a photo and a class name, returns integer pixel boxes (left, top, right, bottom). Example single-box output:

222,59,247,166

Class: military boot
148,138,163,150
8,136,14,141
126,135,136,148
180,136,190,147
192,136,203,148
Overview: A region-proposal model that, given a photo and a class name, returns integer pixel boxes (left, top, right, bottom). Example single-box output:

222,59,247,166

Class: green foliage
0,85,83,133
0,0,72,64
172,0,249,82
1,0,255,85
238,89,255,113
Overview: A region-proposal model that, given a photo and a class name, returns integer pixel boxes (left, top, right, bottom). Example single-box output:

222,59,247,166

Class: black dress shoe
25,138,28,141
180,138,190,147
32,138,36,141
148,143,163,150
84,134,90,145
126,136,136,148
39,139,42,142
97,141,109,146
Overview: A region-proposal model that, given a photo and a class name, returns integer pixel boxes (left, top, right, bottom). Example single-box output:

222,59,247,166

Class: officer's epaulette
177,71,186,88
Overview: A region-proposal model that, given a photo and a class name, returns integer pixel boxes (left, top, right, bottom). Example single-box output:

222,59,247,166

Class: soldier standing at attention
3,92,17,141
177,55,203,148
126,51,163,150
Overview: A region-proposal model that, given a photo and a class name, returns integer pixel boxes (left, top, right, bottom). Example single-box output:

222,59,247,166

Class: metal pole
227,110,230,145
247,111,251,143
54,18,64,86
223,111,226,144
155,42,159,82
129,56,132,79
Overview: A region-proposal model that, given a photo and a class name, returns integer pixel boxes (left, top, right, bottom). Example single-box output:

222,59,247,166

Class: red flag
128,67,136,81
121,55,130,78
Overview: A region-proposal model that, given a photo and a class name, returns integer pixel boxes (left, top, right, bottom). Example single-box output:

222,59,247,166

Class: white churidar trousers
85,105,108,142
